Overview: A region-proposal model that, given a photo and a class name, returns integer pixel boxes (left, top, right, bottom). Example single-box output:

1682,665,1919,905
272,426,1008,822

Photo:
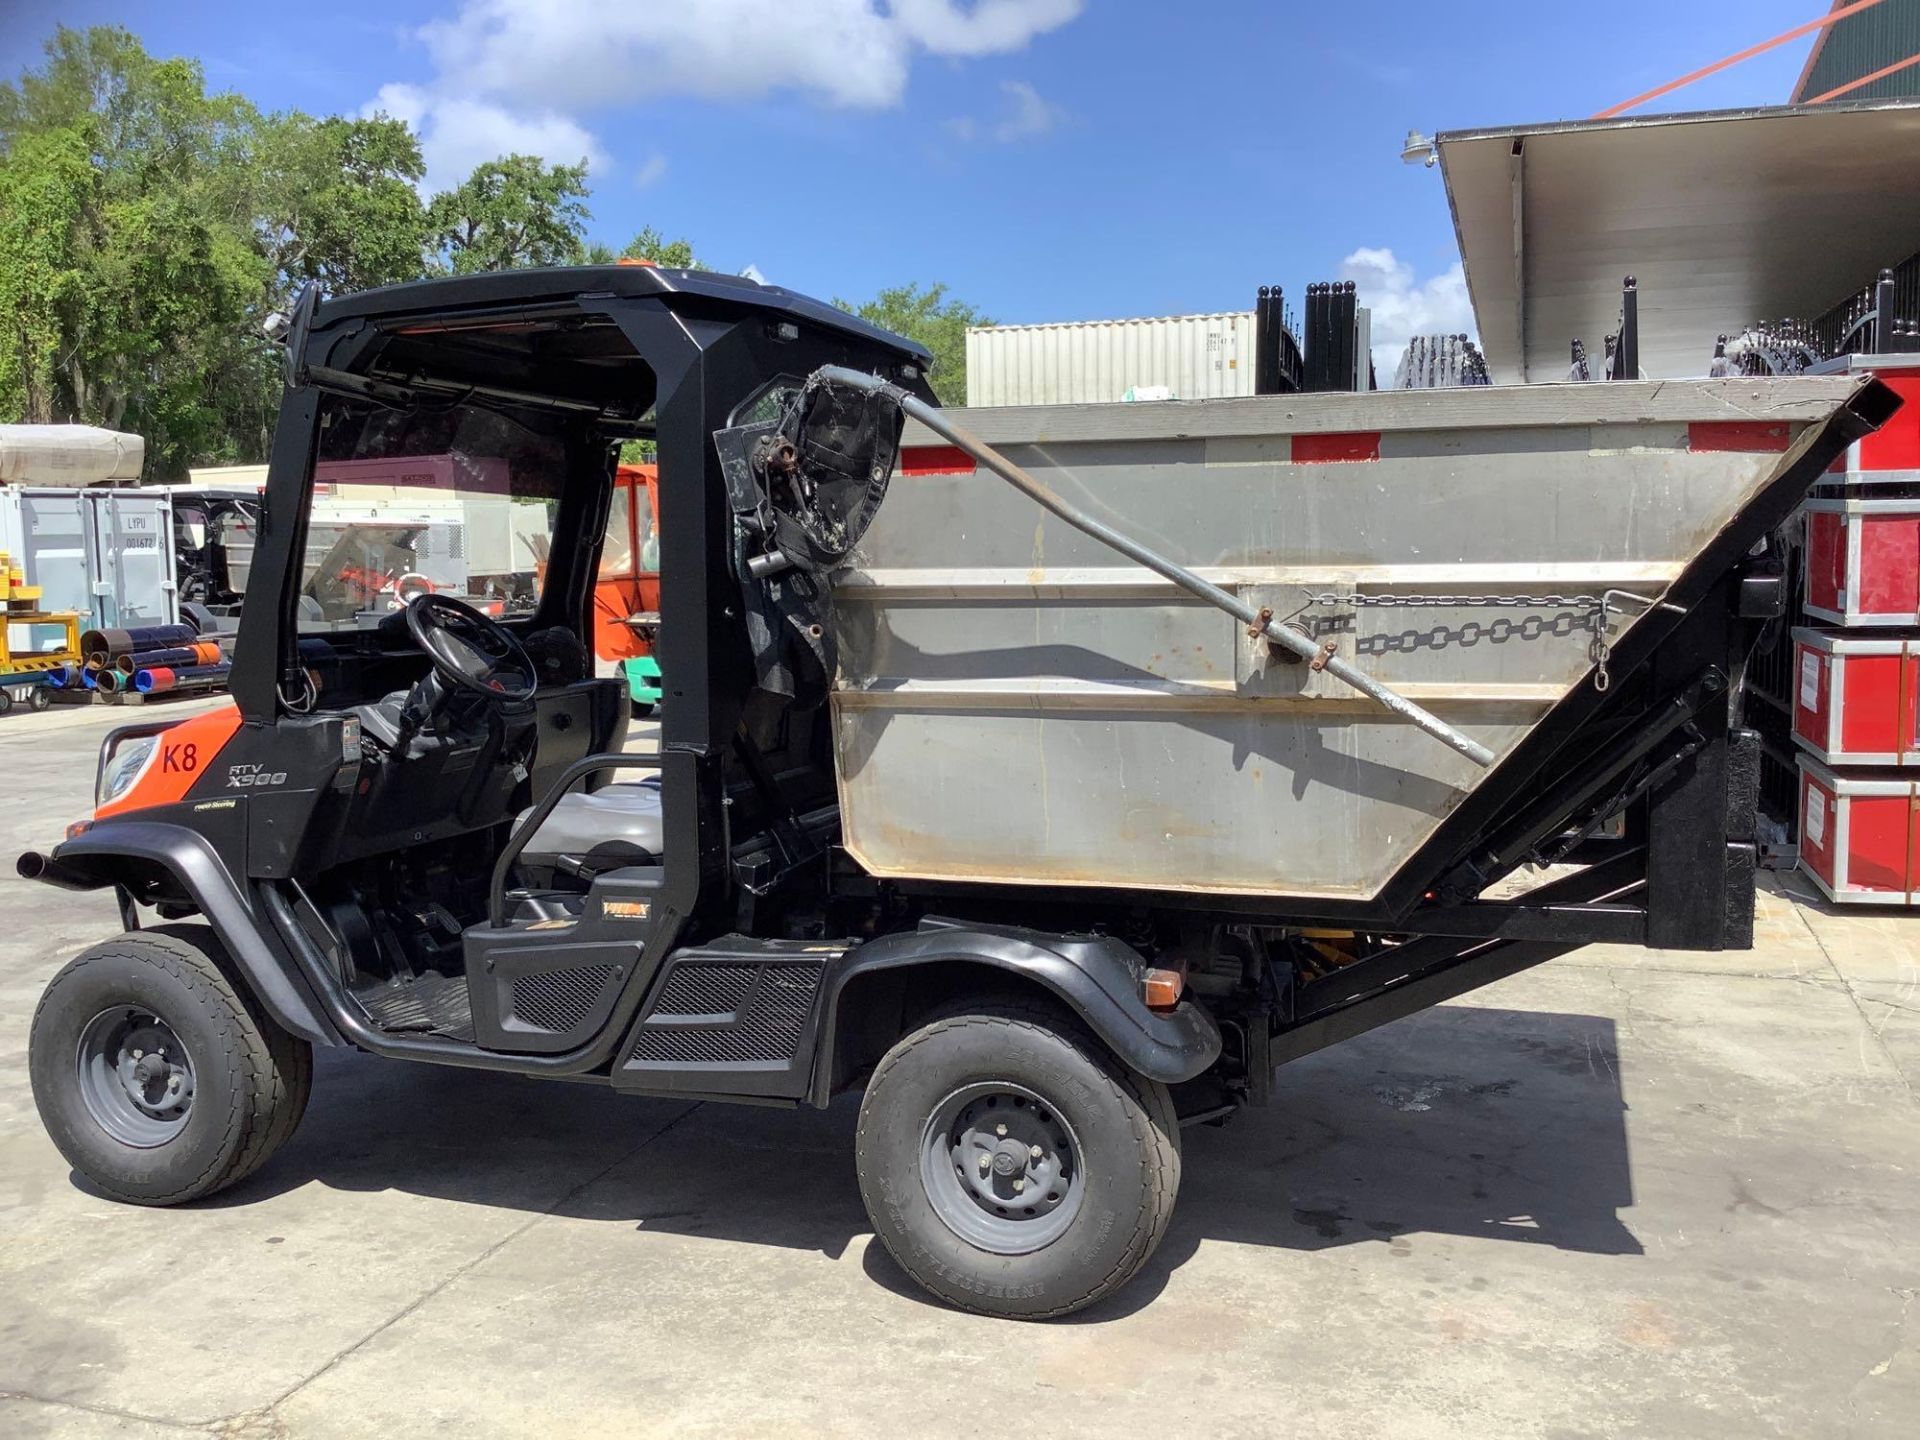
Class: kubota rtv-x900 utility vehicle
18,265,1895,1318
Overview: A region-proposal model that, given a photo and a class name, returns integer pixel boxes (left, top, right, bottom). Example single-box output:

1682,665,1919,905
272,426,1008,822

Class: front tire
29,926,312,1205
855,1003,1180,1319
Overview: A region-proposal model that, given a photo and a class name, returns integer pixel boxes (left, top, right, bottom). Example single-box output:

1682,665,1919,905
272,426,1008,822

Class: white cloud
992,80,1061,141
890,0,1083,58
1337,247,1475,380
373,2,1082,192
365,83,606,192
408,0,1082,111
945,80,1064,145
633,152,668,189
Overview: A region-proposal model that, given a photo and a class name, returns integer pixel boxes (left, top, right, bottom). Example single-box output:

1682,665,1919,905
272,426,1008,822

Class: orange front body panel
95,704,243,820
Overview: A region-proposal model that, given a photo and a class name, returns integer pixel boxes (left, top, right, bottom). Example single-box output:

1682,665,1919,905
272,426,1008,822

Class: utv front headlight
98,734,159,807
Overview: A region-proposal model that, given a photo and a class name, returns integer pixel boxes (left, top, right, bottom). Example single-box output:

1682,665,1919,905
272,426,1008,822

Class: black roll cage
226,273,938,1045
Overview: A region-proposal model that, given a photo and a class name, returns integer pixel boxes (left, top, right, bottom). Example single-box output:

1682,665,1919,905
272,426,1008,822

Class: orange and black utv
18,265,1893,1317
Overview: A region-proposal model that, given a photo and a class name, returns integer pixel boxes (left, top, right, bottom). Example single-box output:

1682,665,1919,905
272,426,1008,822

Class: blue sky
2,1,1827,361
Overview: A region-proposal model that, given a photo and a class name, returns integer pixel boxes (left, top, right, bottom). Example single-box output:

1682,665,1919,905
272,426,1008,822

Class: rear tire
29,925,312,1205
855,1003,1180,1320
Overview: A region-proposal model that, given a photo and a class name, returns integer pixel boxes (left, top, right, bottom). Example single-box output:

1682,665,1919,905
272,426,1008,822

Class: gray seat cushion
518,778,664,865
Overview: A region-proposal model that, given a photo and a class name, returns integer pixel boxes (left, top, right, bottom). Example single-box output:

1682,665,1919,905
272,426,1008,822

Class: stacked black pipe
1253,285,1302,395
1610,276,1639,381
1569,276,1648,381
1301,281,1360,393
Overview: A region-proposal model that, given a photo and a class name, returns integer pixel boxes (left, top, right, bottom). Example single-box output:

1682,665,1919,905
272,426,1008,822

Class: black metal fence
1810,250,1920,358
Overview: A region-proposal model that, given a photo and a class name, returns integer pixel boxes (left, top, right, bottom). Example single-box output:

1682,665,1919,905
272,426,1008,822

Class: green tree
2,27,700,474
0,125,90,422
0,25,274,475
621,225,700,269
584,226,702,270
834,282,987,405
258,113,430,300
427,154,591,274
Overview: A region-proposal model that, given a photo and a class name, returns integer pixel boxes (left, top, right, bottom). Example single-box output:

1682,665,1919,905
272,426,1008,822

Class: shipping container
0,488,178,638
965,311,1257,407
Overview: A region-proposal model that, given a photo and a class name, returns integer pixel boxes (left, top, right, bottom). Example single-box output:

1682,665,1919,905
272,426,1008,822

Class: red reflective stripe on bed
898,445,975,475
1290,432,1381,464
1688,421,1792,452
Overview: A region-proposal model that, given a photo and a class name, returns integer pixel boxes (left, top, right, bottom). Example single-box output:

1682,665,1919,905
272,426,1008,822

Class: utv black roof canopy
312,264,931,366
295,264,931,427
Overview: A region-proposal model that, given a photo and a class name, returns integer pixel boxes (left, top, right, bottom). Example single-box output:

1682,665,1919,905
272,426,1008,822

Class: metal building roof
1436,98,1920,382
1794,0,1920,104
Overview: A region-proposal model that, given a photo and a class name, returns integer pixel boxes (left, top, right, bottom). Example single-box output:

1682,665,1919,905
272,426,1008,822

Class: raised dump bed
830,378,1866,901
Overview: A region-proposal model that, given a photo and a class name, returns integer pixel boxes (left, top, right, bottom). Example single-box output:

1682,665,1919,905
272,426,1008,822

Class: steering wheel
404,593,537,701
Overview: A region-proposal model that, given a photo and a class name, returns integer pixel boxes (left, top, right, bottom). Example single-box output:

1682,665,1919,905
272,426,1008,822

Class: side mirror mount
269,284,321,389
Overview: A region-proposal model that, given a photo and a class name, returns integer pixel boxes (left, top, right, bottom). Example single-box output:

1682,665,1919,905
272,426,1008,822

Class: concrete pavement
0,702,1915,1437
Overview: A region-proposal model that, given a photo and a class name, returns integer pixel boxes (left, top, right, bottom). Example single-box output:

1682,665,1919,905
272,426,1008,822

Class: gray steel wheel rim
919,1080,1085,1255
75,1006,195,1148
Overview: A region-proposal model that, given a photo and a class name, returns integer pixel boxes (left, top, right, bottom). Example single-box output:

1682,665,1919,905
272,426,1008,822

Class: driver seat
515,777,664,885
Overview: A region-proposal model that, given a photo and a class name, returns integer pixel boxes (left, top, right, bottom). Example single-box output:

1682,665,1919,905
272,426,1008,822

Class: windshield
597,470,659,581
637,484,657,571
305,398,565,630
600,483,633,579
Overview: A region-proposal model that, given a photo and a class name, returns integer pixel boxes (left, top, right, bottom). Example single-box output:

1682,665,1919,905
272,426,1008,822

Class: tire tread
30,925,310,1205
857,1000,1180,1320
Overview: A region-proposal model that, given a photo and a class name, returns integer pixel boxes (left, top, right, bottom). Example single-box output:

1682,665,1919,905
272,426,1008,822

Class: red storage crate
1790,628,1920,765
1802,496,1920,626
1797,755,1920,905
1825,361,1920,486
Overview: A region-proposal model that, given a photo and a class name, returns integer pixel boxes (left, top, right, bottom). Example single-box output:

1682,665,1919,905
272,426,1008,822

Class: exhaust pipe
16,850,99,891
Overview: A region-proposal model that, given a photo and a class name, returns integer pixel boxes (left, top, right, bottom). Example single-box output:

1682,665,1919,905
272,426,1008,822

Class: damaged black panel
714,372,904,706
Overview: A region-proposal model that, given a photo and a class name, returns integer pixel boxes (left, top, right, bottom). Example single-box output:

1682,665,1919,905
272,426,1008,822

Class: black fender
21,821,342,1047
808,918,1222,1105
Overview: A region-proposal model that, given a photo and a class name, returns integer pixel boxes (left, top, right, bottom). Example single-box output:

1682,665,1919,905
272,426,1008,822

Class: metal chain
1306,591,1652,691
1309,592,1608,609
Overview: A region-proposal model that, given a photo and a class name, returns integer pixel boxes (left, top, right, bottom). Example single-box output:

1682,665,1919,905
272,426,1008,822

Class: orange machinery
592,463,662,712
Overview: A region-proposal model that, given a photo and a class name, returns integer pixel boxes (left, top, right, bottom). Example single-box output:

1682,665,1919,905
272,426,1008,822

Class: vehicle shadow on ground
118,1001,1639,1323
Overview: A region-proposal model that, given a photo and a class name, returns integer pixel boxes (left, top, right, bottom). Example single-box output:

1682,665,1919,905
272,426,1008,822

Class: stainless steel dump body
829,378,1857,901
